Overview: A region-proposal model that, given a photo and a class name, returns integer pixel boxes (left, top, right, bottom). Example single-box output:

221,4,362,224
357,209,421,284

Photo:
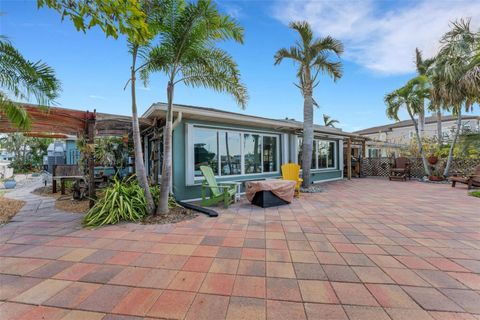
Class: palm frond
274,47,303,65
0,39,61,106
0,91,30,129
179,47,248,108
289,21,313,49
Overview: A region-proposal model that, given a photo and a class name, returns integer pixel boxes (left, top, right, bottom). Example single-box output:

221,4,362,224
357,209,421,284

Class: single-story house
141,103,366,201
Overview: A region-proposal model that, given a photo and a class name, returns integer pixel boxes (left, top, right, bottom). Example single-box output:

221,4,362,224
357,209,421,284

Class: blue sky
1,0,479,132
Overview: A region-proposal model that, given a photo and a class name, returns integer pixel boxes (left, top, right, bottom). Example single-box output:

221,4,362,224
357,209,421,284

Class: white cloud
272,0,480,74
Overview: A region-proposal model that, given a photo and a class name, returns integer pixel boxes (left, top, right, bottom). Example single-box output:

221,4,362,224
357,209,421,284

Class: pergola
344,135,368,180
0,104,152,207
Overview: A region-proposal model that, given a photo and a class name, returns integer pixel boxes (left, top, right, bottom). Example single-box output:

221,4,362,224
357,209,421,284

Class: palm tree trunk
130,45,155,214
418,100,425,139
157,81,174,215
407,108,431,176
436,108,442,144
301,92,314,187
443,107,462,177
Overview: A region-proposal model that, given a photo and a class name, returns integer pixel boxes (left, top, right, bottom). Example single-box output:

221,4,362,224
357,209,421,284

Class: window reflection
244,134,262,174
194,129,218,176
220,132,241,176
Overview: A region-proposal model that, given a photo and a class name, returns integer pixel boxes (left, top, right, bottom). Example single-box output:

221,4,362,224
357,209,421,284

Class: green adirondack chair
200,165,237,208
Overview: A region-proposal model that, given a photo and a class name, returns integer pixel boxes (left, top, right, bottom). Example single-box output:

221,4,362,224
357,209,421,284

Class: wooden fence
361,157,480,178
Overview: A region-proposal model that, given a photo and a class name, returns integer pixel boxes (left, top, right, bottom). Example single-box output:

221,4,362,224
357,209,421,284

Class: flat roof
354,114,480,135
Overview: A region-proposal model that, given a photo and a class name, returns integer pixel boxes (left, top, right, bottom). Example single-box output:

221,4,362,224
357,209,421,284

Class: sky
1,0,479,132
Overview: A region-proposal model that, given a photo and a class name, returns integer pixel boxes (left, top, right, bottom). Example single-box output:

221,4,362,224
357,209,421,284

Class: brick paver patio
1,178,479,320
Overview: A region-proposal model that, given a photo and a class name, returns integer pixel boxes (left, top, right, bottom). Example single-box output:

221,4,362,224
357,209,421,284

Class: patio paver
1,178,480,319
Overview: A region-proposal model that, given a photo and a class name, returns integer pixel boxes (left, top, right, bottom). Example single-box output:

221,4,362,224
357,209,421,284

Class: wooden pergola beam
347,137,352,180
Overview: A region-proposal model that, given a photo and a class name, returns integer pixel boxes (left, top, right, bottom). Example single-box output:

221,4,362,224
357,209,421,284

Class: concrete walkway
1,178,479,320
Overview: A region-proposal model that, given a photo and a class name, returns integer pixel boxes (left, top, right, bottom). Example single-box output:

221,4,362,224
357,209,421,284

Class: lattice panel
361,157,480,178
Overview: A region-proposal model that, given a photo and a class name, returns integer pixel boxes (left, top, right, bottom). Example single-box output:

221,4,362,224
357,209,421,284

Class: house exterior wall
151,119,344,201
362,117,479,158
363,118,479,145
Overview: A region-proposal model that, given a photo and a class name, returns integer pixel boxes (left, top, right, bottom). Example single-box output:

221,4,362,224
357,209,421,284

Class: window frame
296,136,338,171
188,125,281,183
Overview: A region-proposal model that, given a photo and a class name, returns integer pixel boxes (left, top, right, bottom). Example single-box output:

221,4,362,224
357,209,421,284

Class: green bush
83,177,147,227
469,190,480,198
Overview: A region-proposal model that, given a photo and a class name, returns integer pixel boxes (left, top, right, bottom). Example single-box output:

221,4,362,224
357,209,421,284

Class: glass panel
318,141,328,168
194,128,218,177
328,142,335,167
244,134,261,174
262,136,277,172
311,140,317,169
219,131,241,176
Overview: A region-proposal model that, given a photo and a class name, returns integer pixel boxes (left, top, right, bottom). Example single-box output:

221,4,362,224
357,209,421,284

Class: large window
220,132,241,176
193,127,279,178
263,136,277,173
244,134,262,174
297,138,336,169
194,128,218,177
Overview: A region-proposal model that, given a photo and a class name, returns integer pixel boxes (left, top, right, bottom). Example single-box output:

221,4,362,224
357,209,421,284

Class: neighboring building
354,114,480,157
141,103,364,201
0,149,15,161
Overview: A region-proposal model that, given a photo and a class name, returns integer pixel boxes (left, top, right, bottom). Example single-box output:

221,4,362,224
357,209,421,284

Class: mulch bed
32,186,90,214
0,196,25,224
142,206,198,225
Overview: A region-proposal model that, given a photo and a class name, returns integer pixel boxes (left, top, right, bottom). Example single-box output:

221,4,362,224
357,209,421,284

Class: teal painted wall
66,140,80,165
156,119,343,201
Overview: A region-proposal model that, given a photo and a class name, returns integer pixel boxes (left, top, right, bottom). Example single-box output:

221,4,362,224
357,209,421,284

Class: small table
245,180,296,208
224,181,242,203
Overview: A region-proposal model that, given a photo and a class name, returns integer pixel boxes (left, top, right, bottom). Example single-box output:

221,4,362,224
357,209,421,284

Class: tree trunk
301,91,314,187
157,81,174,215
436,108,442,144
443,107,462,177
407,108,430,176
130,45,155,214
418,100,425,139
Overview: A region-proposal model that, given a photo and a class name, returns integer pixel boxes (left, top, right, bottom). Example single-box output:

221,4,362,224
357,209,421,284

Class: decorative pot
428,155,438,165
4,180,16,189
428,175,444,182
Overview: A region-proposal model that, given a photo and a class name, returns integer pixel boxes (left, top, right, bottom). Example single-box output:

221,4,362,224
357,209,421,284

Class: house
354,114,480,158
141,103,365,201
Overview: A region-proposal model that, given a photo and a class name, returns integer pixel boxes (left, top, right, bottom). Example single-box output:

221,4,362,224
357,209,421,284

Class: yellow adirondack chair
281,163,302,197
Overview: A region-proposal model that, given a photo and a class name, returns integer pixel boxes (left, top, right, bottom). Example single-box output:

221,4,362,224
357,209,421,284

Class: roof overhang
143,102,366,140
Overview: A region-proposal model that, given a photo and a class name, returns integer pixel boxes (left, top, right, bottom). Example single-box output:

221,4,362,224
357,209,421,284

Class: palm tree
414,48,436,139
0,37,60,129
122,1,167,215
141,0,248,214
274,21,343,187
430,19,479,176
385,76,431,176
323,114,339,128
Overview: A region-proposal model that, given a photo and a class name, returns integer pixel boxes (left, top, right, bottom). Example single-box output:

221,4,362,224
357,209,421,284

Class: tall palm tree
385,76,431,176
430,19,479,176
141,0,248,214
323,114,339,128
0,37,60,129
414,48,435,139
274,21,343,187
125,0,167,215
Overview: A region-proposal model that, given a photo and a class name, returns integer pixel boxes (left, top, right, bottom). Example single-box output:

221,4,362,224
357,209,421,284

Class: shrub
469,190,480,198
83,177,147,227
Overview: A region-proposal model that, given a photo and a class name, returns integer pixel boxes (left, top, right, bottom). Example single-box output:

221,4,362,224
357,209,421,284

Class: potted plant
427,154,438,165
4,176,16,189
429,168,444,181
